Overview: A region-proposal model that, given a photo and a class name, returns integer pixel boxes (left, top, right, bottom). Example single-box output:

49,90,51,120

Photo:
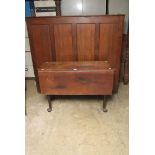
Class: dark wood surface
77,24,95,61
124,48,129,84
54,24,74,61
38,61,114,95
30,25,53,67
120,34,129,84
26,15,124,92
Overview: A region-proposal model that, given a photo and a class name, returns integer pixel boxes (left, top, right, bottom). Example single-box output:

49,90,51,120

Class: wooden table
38,61,114,112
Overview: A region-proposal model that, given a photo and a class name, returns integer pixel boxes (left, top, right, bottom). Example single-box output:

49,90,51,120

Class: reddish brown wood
29,25,53,67
26,16,120,24
124,49,129,84
99,23,120,91
99,24,114,61
26,24,54,92
50,24,56,61
95,23,100,60
122,33,129,84
77,24,95,61
114,16,124,90
72,24,78,60
54,24,74,61
120,34,128,82
38,61,112,71
38,61,114,95
109,24,119,91
26,15,124,92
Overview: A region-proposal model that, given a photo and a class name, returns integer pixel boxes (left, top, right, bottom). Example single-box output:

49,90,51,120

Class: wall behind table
61,0,129,34
61,0,106,15
109,0,129,34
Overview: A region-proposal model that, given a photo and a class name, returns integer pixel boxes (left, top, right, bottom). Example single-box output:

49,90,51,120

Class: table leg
47,95,52,112
103,95,108,112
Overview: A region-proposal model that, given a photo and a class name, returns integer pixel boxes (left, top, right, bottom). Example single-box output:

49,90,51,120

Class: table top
38,61,113,72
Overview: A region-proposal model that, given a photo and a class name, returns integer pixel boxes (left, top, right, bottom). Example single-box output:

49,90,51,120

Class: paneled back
26,15,124,92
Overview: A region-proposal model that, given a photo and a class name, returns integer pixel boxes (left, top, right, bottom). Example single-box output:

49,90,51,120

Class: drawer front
38,71,113,95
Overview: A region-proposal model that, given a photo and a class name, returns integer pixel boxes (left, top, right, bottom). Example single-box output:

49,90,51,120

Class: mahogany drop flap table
38,61,114,112
26,15,124,112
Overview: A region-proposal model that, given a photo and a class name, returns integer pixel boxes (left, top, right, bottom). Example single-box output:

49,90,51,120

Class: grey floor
25,80,128,155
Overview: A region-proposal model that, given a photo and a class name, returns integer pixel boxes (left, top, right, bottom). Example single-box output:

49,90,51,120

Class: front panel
38,71,114,95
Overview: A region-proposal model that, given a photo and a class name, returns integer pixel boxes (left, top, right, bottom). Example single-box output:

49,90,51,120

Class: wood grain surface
38,61,114,95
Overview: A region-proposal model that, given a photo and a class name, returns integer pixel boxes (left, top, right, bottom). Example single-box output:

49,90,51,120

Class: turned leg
47,95,52,112
103,95,108,112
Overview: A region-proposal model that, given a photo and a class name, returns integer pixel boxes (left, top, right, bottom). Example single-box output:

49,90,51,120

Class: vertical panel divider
72,23,78,61
95,23,100,60
50,24,56,61
108,24,115,65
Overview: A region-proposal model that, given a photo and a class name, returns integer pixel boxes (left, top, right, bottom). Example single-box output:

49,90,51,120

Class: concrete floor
25,80,128,155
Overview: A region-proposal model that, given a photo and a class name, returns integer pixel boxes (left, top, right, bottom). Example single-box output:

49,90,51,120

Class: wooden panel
38,61,114,95
30,25,53,67
99,24,114,61
54,24,74,61
77,24,95,61
38,71,113,95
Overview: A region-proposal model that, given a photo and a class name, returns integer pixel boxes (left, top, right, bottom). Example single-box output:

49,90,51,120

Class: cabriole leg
103,95,108,112
47,95,52,112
